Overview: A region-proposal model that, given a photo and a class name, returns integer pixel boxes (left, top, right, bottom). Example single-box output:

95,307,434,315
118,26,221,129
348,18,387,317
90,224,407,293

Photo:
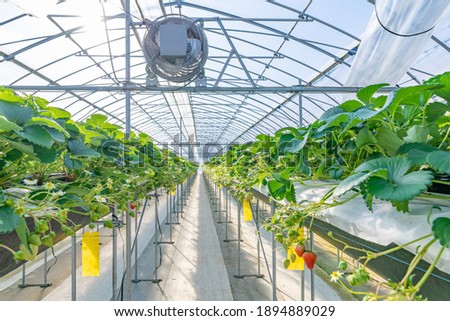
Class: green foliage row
0,87,197,262
203,72,450,300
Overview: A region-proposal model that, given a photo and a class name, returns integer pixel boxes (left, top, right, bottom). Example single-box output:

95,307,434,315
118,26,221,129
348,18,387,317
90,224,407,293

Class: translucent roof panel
1,0,449,160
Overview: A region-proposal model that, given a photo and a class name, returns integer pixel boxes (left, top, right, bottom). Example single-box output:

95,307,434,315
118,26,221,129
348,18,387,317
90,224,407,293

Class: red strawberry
293,244,305,257
302,251,317,270
130,203,136,210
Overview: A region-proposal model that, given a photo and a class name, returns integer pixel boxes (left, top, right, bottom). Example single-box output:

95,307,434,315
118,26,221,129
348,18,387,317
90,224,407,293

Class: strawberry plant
0,87,197,265
203,71,450,300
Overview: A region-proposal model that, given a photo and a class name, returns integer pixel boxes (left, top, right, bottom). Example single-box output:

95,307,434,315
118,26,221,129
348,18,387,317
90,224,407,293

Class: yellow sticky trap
243,200,253,221
82,232,100,276
170,189,175,196
287,246,304,270
218,183,222,189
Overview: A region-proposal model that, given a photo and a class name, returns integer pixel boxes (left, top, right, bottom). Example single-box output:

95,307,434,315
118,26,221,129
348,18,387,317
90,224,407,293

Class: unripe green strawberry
290,253,297,262
103,220,114,229
27,233,42,246
90,213,100,222
338,260,348,271
35,220,49,234
283,258,290,269
62,225,75,236
13,250,25,262
41,234,54,247
4,199,14,207
96,203,110,215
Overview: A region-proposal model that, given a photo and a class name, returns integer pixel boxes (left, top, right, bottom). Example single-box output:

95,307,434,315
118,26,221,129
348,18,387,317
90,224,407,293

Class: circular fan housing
143,15,208,83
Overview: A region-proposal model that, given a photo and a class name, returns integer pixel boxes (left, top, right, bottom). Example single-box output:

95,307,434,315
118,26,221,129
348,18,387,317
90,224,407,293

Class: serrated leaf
46,127,66,143
363,158,433,203
427,150,450,174
333,170,384,197
24,117,70,137
318,113,350,132
64,185,91,196
0,101,34,125
268,180,286,200
285,184,296,203
5,149,23,161
396,143,438,165
64,154,83,169
0,115,21,131
357,83,389,105
41,107,71,119
339,100,364,112
34,145,58,164
425,102,450,123
68,138,100,157
375,126,403,155
0,136,35,156
356,126,376,148
319,106,344,121
0,89,24,103
432,217,450,248
424,71,450,101
404,125,429,143
16,125,53,148
0,206,19,233
284,130,310,153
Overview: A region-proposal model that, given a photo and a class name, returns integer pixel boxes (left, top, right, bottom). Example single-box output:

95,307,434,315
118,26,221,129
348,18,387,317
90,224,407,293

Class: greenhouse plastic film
346,0,450,86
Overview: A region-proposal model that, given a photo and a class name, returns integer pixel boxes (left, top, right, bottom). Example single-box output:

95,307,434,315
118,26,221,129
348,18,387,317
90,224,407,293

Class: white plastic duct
346,0,450,86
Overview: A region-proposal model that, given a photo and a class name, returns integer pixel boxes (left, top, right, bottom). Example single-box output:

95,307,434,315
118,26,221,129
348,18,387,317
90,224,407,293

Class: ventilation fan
143,15,208,83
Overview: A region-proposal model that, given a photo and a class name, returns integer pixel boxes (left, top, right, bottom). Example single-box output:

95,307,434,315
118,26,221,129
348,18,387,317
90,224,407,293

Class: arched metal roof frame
1,0,448,159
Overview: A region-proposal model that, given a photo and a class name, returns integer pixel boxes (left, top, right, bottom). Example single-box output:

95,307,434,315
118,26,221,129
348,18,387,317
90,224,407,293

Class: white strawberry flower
23,179,38,186
330,271,343,283
44,182,56,190
94,195,107,203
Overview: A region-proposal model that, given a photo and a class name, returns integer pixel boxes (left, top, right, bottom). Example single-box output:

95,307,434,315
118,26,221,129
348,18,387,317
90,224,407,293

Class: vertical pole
134,203,138,280
71,235,76,301
168,192,172,243
43,249,48,285
224,188,229,240
21,264,26,287
301,270,305,301
310,230,315,301
256,199,261,276
112,207,117,301
124,0,132,302
337,248,341,265
271,201,277,301
237,201,242,275
218,185,222,222
299,80,303,127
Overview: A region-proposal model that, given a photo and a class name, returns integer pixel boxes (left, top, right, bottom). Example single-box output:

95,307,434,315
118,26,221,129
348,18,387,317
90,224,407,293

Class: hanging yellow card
218,183,222,189
243,199,253,221
287,246,304,271
82,232,100,276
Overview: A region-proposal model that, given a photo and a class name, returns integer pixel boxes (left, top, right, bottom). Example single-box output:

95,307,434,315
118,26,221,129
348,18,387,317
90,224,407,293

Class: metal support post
134,203,138,281
217,185,223,223
224,187,229,241
112,206,118,300
271,201,277,301
19,249,52,288
71,235,76,301
152,193,162,283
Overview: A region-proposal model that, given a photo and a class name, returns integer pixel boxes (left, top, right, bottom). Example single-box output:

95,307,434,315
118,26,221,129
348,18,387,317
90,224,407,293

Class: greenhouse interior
0,0,449,302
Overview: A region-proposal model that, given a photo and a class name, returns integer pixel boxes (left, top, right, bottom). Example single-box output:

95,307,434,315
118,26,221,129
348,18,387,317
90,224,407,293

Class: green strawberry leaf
375,126,403,156
356,126,376,148
68,138,100,157
0,115,21,131
0,205,19,233
268,180,286,200
333,169,386,197
34,145,58,164
427,150,450,174
404,125,429,143
397,143,438,165
24,117,70,137
339,100,364,112
63,154,83,169
0,101,34,125
356,83,389,105
16,125,53,148
0,136,35,156
432,217,450,248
